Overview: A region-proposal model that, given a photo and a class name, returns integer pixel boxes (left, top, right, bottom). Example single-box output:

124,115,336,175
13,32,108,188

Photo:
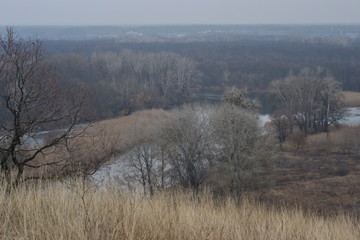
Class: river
341,107,360,125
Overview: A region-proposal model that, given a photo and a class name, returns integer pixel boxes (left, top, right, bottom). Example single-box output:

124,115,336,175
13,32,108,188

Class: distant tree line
51,50,200,119
45,39,360,92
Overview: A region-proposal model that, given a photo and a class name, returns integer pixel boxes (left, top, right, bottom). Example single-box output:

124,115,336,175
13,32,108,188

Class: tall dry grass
23,109,170,178
0,181,358,240
306,125,360,154
343,91,360,107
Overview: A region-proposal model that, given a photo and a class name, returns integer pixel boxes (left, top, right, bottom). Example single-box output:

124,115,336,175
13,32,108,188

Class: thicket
120,93,269,196
40,38,360,120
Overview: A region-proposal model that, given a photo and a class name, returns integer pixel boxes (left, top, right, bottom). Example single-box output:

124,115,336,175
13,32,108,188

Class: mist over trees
51,50,200,119
44,38,360,92
28,33,360,122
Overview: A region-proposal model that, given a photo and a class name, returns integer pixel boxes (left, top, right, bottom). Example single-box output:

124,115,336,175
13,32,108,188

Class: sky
1,0,360,25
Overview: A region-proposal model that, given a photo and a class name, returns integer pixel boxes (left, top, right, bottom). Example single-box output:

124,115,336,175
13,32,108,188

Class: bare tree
174,57,198,98
317,76,344,135
0,27,86,187
271,67,344,136
210,103,264,195
270,78,297,134
160,104,214,192
123,120,167,196
86,50,201,112
270,109,291,147
59,127,120,180
118,101,266,195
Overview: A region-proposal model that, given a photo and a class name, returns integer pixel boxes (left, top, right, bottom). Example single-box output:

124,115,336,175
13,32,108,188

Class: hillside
0,182,358,240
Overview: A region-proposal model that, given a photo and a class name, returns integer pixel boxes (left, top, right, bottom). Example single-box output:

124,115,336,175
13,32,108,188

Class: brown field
260,126,360,215
343,91,360,107
259,149,360,215
0,182,358,240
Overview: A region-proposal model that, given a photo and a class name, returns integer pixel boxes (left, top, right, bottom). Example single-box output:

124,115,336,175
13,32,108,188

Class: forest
35,34,360,119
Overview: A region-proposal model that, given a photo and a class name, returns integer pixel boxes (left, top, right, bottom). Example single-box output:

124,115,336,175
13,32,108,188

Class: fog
1,0,360,25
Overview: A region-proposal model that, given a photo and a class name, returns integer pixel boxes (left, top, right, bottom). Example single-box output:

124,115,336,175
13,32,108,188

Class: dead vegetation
260,125,360,215
0,182,358,240
18,109,170,181
3,107,359,236
343,91,360,107
306,125,360,154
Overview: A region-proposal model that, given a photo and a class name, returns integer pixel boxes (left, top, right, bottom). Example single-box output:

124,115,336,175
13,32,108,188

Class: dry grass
97,108,167,132
91,108,170,150
24,109,169,178
306,125,360,154
306,132,334,152
263,141,360,215
0,181,358,240
343,91,360,107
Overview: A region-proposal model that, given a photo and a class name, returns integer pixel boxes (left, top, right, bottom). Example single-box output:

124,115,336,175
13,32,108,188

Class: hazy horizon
3,23,360,27
1,0,360,26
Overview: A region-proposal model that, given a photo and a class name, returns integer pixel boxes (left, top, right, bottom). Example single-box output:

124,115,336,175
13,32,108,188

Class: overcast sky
1,0,360,25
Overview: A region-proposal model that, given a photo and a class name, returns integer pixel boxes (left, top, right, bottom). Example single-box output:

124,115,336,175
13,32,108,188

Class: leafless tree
119,101,267,195
86,50,201,112
210,103,264,195
160,104,215,192
270,78,297,134
59,127,121,180
317,75,344,135
0,27,86,187
271,67,344,136
123,119,168,196
271,109,291,147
